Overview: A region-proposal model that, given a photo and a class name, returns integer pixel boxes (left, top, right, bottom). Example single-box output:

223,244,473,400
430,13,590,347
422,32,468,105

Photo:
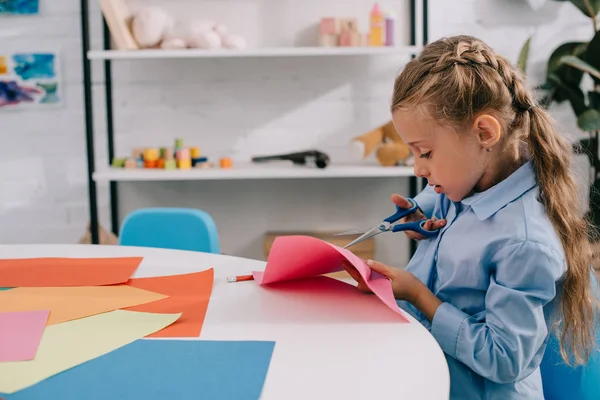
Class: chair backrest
540,273,600,400
118,207,220,254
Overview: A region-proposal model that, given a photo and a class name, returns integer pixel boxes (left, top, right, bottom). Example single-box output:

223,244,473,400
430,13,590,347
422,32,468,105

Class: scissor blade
343,227,379,249
334,228,368,236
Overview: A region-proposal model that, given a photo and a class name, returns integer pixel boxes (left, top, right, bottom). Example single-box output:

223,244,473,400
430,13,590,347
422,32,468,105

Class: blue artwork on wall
0,52,61,110
0,0,40,15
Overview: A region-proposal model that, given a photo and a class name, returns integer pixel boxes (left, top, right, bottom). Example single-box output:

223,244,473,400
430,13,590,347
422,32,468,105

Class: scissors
336,197,440,249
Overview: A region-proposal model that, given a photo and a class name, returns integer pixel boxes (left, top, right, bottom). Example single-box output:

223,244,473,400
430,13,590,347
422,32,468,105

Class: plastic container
384,10,396,47
369,3,384,46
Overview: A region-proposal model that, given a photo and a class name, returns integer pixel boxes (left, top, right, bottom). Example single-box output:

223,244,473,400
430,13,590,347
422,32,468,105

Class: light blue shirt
401,160,566,399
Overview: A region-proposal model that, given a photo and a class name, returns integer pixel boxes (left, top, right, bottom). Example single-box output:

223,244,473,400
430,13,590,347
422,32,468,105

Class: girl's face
392,109,491,202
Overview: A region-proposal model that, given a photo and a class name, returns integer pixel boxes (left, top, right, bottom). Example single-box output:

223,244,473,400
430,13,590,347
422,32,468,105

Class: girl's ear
473,114,501,150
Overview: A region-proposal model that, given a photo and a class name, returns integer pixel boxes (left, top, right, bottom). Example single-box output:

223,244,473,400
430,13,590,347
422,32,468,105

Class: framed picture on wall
0,51,62,110
0,0,40,15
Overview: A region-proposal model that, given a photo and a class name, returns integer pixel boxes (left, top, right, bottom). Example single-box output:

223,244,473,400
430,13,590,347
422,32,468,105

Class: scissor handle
391,220,439,238
383,197,419,224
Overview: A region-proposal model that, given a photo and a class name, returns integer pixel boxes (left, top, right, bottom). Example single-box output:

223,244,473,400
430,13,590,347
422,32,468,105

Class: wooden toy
157,158,165,169
124,158,137,168
190,146,201,159
177,159,192,169
219,157,232,168
339,18,361,47
164,159,177,170
348,120,411,166
319,18,339,47
111,158,126,168
192,156,207,167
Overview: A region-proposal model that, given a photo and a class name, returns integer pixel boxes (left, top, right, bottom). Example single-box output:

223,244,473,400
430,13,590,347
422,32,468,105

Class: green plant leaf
589,91,600,110
560,55,600,80
547,42,587,103
585,30,600,83
578,108,600,131
548,73,587,115
556,0,600,18
517,36,532,73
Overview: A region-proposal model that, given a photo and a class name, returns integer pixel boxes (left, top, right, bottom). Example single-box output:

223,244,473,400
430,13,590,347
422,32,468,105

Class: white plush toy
131,7,174,48
130,7,247,50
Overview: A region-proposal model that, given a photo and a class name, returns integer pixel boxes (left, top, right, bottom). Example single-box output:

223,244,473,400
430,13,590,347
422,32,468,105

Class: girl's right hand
391,194,446,240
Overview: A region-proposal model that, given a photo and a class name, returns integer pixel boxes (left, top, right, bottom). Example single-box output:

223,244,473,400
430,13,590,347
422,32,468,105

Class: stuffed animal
348,120,412,166
130,6,247,50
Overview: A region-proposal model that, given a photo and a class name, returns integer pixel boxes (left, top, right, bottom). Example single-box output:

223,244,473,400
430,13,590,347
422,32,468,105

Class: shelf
87,45,421,60
92,163,415,182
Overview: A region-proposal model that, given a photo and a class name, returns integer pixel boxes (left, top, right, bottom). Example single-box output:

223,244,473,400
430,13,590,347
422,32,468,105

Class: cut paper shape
121,269,214,337
0,310,49,362
0,257,143,287
2,340,276,400
0,285,168,325
253,235,408,321
0,288,12,291
0,310,181,394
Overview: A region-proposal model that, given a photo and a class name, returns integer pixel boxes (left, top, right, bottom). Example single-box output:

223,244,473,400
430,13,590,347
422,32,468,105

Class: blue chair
540,273,600,400
118,207,221,254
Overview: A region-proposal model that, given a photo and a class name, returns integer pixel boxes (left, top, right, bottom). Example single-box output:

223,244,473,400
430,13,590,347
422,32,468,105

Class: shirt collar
461,160,537,220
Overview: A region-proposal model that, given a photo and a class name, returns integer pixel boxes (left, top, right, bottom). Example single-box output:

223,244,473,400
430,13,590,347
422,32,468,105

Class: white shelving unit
88,45,422,60
80,0,427,245
93,164,415,182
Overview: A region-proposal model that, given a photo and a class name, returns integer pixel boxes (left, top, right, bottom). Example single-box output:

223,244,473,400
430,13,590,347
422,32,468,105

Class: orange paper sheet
0,285,169,325
0,257,143,287
121,269,214,338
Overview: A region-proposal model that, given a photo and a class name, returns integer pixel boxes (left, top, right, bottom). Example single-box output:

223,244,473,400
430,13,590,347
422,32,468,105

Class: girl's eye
420,151,431,159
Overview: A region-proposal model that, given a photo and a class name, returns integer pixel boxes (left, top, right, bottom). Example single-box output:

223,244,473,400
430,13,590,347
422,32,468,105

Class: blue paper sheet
2,339,276,400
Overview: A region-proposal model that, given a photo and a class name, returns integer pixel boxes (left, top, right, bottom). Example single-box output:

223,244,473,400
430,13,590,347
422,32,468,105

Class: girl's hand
342,259,421,303
342,258,442,321
391,194,446,240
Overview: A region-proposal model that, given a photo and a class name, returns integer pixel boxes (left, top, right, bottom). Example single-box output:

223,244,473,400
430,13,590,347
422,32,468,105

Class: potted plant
520,0,600,238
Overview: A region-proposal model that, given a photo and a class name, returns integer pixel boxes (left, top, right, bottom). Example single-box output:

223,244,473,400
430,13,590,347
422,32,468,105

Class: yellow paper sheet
0,285,169,325
0,310,181,394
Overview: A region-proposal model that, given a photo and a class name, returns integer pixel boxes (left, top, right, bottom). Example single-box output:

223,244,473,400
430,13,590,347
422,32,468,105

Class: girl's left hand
342,259,422,303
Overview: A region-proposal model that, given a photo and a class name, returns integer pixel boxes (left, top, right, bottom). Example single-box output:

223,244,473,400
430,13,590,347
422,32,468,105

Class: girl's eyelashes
420,151,432,159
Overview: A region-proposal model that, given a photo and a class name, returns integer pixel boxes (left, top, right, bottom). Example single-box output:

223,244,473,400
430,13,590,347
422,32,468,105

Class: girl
345,35,599,399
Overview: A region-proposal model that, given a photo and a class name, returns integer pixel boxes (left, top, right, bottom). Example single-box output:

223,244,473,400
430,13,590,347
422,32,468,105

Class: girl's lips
434,185,442,194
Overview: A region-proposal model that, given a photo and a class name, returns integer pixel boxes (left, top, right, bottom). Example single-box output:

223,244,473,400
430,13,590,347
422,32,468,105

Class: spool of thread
190,146,201,159
220,157,233,169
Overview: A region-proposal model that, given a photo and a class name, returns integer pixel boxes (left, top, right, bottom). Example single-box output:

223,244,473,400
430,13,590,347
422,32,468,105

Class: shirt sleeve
413,185,438,218
429,241,565,384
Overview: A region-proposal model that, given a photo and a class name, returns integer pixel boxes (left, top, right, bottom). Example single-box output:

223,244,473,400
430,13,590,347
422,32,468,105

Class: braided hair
391,35,598,366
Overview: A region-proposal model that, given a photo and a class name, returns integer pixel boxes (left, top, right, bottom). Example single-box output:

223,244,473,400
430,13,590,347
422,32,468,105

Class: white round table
1,244,450,400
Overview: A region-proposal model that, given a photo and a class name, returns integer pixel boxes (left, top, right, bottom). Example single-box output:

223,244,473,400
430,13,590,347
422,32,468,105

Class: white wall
0,0,593,266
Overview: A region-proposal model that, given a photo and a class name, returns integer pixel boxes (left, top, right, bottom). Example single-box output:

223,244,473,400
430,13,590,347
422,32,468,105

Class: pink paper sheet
253,235,409,322
0,309,50,362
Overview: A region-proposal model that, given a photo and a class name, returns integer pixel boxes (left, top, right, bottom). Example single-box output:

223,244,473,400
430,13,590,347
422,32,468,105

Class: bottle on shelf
368,3,384,47
384,10,396,47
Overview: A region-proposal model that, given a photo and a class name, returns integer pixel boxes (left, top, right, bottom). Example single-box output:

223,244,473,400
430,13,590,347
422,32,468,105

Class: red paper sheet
253,235,409,322
0,257,143,287
121,269,214,338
